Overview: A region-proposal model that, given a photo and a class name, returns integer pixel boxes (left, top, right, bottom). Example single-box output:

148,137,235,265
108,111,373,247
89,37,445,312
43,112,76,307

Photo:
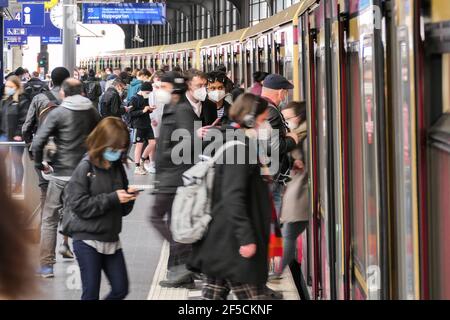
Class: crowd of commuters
0,63,309,301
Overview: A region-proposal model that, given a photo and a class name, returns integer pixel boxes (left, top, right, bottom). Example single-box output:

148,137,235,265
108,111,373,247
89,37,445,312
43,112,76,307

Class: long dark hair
0,156,36,299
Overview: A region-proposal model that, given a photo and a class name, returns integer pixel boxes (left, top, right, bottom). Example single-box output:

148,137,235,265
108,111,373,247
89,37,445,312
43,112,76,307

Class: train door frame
388,0,422,300
344,0,389,300
306,8,321,301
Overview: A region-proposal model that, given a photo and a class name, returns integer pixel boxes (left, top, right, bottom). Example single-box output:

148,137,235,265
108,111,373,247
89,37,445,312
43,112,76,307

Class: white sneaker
143,160,151,172
148,163,156,174
134,166,148,175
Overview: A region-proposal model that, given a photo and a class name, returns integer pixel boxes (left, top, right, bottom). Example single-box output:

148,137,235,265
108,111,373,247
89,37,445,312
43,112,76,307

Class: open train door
341,0,389,300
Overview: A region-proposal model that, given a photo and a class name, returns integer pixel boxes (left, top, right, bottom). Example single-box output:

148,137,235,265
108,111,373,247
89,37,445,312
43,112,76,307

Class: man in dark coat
100,78,126,118
33,78,100,278
261,74,299,216
151,70,216,288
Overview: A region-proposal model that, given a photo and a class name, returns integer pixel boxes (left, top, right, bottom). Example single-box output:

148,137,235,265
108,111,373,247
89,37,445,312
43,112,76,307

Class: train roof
158,40,201,53
245,0,317,38
201,28,250,47
88,1,318,59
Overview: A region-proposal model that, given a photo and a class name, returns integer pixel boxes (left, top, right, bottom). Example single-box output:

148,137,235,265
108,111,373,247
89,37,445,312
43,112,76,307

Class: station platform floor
31,167,300,300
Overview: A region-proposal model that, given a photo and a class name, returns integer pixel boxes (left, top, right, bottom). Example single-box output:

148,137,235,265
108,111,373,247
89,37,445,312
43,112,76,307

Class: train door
244,39,254,87
422,0,450,300
308,0,335,300
344,0,388,300
389,0,421,300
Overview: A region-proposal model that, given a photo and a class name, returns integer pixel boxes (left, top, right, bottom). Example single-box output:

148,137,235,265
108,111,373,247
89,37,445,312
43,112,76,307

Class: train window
245,41,253,87
233,45,241,86
267,34,273,74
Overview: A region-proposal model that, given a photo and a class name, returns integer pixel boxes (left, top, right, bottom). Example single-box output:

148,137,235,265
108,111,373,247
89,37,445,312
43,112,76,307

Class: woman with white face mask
0,76,29,194
207,71,231,125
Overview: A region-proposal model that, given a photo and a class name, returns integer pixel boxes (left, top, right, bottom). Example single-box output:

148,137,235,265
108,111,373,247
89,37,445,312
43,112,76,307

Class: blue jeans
282,221,308,271
271,183,285,219
73,240,129,300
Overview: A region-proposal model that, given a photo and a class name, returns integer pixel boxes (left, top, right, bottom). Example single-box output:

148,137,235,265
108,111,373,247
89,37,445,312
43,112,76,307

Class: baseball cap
263,74,294,90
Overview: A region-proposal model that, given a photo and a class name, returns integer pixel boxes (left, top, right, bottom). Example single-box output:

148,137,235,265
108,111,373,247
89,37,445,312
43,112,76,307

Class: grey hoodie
32,94,100,177
61,94,94,111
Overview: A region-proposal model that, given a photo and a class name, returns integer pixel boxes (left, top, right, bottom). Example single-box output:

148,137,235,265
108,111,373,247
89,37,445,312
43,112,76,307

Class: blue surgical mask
103,148,122,162
5,87,16,97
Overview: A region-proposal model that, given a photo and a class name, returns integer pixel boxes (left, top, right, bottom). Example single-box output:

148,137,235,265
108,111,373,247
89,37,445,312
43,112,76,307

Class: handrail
0,141,26,146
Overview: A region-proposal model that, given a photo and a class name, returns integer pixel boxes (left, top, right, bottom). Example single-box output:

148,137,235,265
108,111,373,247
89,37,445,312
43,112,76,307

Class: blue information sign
0,0,8,8
5,12,61,39
21,3,45,27
82,3,166,25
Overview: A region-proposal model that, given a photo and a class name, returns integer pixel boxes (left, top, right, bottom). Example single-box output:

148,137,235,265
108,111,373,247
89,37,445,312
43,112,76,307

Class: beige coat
280,130,309,223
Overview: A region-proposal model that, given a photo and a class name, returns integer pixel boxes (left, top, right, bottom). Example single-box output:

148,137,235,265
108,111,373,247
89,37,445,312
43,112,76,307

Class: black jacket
101,87,126,118
63,157,134,242
84,76,103,108
0,95,30,140
32,95,100,176
214,99,231,125
264,97,297,179
128,94,151,129
187,132,271,285
155,95,217,193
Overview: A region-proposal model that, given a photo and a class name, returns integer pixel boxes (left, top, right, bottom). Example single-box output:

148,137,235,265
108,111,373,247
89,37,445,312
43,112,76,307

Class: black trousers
150,193,192,269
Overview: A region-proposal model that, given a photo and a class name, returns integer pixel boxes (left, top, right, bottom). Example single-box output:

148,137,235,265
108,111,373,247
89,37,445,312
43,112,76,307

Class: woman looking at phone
62,117,139,300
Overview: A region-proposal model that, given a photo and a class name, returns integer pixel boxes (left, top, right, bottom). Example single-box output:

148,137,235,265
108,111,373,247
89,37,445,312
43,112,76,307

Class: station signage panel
21,3,45,27
82,3,166,25
4,12,63,44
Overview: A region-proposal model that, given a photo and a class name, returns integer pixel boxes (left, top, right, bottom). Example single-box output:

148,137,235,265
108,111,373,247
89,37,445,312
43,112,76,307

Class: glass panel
395,33,416,300
361,36,381,300
316,46,331,300
331,22,345,300
348,47,366,280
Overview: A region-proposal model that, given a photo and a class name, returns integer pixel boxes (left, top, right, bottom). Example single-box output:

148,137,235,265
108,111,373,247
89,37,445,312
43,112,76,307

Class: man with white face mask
206,71,231,125
261,74,299,217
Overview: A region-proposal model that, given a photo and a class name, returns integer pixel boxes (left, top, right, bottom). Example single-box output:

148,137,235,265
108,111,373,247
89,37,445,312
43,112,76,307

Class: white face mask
287,120,298,130
208,90,226,103
155,89,172,105
193,87,207,102
142,93,150,99
152,81,161,89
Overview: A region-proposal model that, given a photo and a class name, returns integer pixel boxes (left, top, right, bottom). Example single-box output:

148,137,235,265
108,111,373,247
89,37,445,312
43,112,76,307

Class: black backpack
84,81,102,102
24,81,48,102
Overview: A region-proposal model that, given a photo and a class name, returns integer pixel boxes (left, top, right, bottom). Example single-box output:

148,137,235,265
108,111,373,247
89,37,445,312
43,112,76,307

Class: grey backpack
170,140,245,244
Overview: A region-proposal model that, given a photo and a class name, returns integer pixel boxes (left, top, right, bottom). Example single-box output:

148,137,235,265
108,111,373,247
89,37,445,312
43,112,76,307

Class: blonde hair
4,76,23,102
